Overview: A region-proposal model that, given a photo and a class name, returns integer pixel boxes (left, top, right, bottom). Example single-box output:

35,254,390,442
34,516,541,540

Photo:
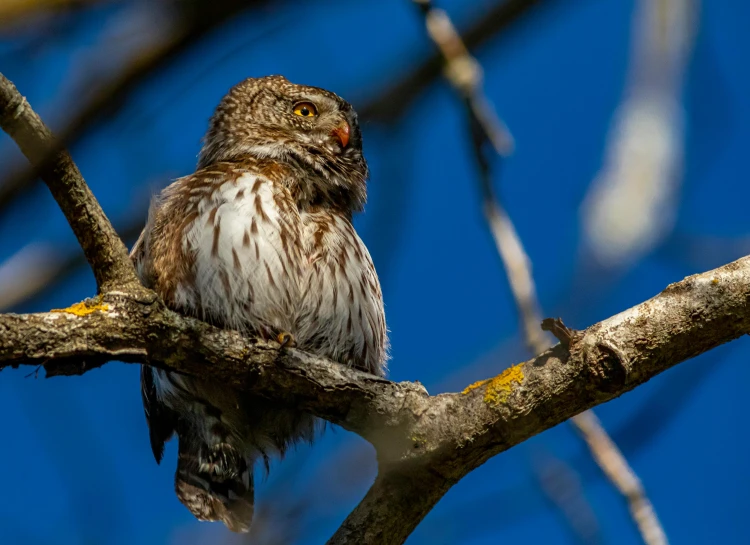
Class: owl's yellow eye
293,102,318,117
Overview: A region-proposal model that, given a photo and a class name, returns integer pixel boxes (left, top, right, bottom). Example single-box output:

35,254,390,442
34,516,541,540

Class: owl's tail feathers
175,440,255,533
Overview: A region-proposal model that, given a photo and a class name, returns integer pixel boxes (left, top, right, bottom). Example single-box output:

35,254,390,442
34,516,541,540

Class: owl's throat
198,135,367,214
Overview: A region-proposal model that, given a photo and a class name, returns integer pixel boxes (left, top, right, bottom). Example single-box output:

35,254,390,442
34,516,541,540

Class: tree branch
0,73,139,293
2,253,749,541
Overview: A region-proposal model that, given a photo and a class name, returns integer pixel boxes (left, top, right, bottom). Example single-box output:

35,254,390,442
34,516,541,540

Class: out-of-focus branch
572,411,668,545
580,0,697,268
533,450,603,545
0,0,101,26
362,0,554,123
413,0,513,155
0,221,144,311
0,0,272,212
413,2,668,544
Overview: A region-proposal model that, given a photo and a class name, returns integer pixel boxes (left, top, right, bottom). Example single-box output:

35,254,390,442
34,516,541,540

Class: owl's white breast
295,211,387,375
151,169,386,375
180,172,303,335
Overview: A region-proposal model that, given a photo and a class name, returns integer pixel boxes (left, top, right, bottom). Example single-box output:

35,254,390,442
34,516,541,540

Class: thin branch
0,73,139,293
361,0,554,123
572,411,668,545
412,2,668,544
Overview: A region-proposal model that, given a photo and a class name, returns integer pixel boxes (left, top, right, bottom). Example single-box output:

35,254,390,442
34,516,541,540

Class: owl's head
198,75,368,212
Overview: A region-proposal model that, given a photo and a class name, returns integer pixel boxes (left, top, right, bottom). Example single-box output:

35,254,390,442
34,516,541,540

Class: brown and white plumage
131,75,387,532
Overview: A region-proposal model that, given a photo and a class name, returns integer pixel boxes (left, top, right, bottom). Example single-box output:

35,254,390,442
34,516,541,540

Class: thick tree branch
0,73,139,293
2,254,750,542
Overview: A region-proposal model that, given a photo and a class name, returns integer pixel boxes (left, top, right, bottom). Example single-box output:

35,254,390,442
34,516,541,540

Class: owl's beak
331,120,350,148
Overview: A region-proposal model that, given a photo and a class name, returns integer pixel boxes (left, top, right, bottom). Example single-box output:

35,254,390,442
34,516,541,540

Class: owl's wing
141,365,177,463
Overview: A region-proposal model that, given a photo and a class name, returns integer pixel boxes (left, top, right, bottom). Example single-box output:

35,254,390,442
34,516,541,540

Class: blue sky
1,1,749,543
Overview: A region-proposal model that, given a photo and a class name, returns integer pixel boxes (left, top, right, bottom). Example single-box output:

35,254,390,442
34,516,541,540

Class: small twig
413,2,668,544
541,317,577,349
24,364,43,379
363,0,550,124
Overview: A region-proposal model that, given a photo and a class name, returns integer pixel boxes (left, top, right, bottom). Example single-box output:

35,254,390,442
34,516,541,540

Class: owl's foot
277,331,296,349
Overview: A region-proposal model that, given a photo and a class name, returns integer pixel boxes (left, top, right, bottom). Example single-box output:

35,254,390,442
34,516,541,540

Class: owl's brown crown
197,75,369,214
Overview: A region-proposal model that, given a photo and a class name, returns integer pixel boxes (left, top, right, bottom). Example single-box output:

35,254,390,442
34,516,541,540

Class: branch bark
0,74,140,293
2,253,749,541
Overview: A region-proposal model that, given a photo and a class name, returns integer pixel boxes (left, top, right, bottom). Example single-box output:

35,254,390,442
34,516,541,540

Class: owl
130,75,387,532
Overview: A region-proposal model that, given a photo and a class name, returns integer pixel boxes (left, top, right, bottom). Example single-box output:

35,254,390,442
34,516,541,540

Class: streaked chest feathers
139,167,385,376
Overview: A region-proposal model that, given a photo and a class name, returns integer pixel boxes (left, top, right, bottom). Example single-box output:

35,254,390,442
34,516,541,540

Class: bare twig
573,411,668,545
413,2,668,544
362,0,554,123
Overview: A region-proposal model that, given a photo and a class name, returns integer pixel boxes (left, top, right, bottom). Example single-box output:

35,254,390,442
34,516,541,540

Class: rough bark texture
1,70,748,544
2,256,749,542
0,74,140,292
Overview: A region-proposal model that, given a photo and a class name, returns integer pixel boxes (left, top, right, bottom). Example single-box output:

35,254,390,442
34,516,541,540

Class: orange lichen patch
462,364,525,405
51,299,109,317
711,277,720,285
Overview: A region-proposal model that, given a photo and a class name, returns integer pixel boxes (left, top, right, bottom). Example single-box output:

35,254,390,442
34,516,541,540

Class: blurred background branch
413,1,667,543
580,0,698,269
0,0,103,27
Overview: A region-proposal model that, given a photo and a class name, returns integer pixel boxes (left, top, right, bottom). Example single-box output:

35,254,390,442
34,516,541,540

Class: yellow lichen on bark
462,364,525,405
462,378,491,395
51,299,109,316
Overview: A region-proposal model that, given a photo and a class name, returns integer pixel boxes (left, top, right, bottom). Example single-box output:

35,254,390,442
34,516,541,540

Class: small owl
130,75,387,532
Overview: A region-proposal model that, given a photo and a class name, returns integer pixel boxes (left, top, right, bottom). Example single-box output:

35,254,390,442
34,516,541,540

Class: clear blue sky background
1,1,749,543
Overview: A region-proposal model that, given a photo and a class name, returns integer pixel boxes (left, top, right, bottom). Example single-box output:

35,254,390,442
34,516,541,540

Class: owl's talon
277,332,296,349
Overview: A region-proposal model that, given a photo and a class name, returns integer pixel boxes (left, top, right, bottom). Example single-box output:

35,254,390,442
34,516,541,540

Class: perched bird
130,75,387,532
